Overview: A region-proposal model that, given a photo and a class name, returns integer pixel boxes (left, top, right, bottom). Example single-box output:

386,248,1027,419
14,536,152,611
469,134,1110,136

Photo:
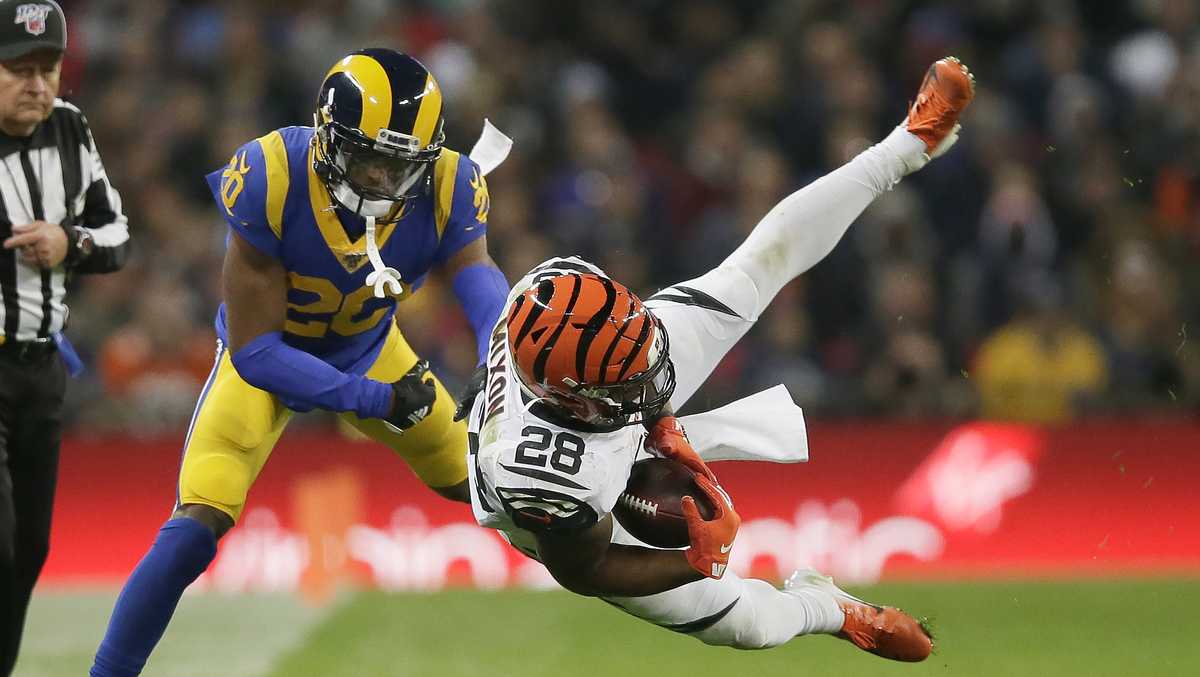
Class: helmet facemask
315,112,444,222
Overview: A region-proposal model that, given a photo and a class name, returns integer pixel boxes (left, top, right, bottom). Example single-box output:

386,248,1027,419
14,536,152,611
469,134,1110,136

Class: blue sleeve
205,139,282,259
231,332,393,418
434,155,489,264
452,264,510,364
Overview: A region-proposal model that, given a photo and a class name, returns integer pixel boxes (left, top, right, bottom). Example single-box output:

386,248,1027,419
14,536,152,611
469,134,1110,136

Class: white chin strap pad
334,182,394,218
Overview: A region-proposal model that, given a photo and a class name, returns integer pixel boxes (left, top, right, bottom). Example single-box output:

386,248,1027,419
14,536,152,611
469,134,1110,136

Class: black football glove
383,359,437,434
454,364,488,422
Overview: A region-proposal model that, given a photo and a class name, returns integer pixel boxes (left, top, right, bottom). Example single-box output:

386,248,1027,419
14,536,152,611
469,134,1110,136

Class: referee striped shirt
0,98,129,342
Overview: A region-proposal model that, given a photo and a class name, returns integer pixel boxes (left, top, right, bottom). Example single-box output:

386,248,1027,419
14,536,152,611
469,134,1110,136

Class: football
613,457,716,548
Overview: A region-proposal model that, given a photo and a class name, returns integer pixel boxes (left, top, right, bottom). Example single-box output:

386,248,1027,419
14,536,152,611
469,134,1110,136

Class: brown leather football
613,457,716,548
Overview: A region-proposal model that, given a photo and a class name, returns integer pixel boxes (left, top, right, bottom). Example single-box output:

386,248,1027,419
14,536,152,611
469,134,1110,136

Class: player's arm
531,473,740,596
441,237,507,419
222,231,429,429
222,231,390,418
533,514,704,597
441,237,508,359
435,155,509,363
223,230,287,353
643,411,717,481
434,155,509,417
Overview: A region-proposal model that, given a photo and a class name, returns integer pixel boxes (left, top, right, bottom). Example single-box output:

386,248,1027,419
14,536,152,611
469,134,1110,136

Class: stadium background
21,0,1200,675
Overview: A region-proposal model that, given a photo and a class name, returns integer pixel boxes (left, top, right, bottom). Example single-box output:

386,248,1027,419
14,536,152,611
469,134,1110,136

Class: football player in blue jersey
90,49,510,677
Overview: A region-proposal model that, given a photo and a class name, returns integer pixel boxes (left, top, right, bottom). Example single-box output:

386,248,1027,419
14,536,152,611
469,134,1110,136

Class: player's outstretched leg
606,565,933,658
649,58,974,408
90,511,223,677
605,568,845,650
603,520,932,657
94,342,283,676
721,56,975,318
93,494,239,676
784,569,933,662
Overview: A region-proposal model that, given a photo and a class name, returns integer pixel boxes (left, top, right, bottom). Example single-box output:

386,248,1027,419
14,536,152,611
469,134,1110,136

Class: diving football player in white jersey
465,57,974,661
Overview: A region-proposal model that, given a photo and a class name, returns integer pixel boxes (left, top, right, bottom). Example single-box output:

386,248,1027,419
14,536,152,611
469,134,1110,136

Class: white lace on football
618,493,658,517
364,216,403,298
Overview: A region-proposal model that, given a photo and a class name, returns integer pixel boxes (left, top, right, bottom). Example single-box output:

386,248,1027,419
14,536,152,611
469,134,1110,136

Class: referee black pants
0,350,64,676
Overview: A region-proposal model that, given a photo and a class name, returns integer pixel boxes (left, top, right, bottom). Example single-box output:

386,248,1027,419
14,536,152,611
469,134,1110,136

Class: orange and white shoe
784,569,933,662
907,56,975,160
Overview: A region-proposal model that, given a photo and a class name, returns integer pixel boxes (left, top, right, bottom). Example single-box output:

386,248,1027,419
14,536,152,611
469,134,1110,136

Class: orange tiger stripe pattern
506,273,656,390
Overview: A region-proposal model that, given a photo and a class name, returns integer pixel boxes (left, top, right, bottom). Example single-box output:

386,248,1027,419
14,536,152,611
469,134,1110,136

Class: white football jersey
467,257,646,558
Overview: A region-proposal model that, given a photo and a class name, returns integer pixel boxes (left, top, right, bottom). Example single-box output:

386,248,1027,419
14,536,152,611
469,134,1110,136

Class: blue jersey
205,126,489,374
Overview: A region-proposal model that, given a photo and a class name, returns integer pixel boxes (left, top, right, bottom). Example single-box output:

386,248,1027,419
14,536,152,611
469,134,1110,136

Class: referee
0,2,130,674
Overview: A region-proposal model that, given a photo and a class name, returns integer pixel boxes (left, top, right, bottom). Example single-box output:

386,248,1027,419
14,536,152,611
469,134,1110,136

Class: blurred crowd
57,0,1200,432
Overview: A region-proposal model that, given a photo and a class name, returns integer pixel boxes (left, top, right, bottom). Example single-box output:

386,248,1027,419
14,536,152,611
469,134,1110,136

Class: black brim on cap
0,41,65,61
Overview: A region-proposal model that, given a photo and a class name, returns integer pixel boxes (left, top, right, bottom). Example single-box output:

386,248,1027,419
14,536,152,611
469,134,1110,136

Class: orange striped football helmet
506,273,676,429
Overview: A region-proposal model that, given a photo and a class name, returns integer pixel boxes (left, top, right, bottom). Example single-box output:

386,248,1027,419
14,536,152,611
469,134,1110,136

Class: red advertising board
42,420,1200,593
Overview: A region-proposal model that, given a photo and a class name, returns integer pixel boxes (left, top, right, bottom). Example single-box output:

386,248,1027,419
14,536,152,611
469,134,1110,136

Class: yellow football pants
176,324,467,522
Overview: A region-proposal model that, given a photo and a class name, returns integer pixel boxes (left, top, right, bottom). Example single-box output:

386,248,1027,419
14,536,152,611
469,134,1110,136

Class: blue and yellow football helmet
313,48,446,221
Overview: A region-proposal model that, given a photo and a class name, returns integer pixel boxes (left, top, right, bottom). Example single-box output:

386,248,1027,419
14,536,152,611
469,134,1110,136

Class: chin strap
364,216,404,298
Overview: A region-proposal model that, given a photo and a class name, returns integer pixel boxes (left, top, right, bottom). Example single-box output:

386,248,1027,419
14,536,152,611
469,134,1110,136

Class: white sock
721,125,928,319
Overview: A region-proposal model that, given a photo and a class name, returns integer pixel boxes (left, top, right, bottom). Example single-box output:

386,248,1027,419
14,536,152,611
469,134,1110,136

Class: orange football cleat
907,56,976,155
785,569,933,662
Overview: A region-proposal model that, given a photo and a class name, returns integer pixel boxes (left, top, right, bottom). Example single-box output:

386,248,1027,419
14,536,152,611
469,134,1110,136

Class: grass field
19,579,1200,676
